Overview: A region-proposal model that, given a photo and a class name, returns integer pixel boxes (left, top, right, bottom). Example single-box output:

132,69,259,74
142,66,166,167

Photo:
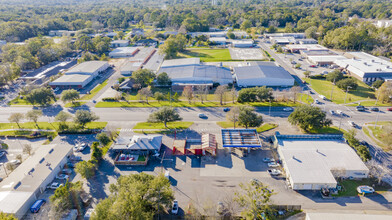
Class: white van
319,95,326,100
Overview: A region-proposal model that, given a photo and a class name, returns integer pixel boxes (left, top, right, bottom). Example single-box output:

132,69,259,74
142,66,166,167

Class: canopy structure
221,129,262,148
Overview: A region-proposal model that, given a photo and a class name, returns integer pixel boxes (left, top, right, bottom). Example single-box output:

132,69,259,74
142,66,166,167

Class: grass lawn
216,121,278,133
347,100,392,107
95,100,299,108
365,122,392,151
81,79,109,100
305,78,376,104
297,93,314,104
0,122,107,131
8,97,55,106
133,121,193,130
0,130,57,138
64,101,87,108
307,126,343,134
177,49,232,62
336,178,391,197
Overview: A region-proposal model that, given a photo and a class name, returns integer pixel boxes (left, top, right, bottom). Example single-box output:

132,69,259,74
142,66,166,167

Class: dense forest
1,0,392,83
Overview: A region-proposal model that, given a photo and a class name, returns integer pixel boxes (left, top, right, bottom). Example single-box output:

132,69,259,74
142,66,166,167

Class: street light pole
330,78,335,100
269,99,271,116
374,109,381,129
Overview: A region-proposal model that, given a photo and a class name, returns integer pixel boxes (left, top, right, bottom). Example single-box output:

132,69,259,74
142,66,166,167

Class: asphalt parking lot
229,48,266,60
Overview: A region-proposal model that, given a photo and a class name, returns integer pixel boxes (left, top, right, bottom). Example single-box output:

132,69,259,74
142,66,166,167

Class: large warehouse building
158,58,232,90
0,144,73,218
49,61,109,89
334,52,392,83
273,134,369,190
234,62,294,87
109,47,139,58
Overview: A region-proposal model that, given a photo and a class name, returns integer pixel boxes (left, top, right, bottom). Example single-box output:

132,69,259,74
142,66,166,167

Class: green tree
227,31,235,39
26,87,55,106
156,72,171,86
326,70,344,82
73,110,99,128
50,181,83,219
60,89,80,103
55,111,72,131
235,180,275,220
372,79,384,89
25,109,42,127
97,132,110,146
75,35,94,51
241,20,252,30
237,87,273,103
75,161,96,179
238,106,263,129
0,212,17,220
148,106,182,128
288,105,332,132
8,113,24,128
132,69,156,88
376,81,392,103
267,26,277,33
91,173,174,220
336,78,358,90
305,26,318,39
154,92,165,103
91,142,103,161
304,71,311,78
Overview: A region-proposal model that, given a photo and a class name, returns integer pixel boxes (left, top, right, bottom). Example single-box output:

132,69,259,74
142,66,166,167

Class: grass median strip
64,101,87,108
95,100,299,108
0,122,107,131
216,121,278,133
133,122,194,130
307,126,343,134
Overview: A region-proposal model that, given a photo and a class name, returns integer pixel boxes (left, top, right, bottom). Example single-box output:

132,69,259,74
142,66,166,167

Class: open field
177,49,232,62
305,78,376,104
364,121,392,151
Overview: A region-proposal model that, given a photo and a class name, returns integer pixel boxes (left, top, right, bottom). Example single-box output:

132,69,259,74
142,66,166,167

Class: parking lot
229,48,266,60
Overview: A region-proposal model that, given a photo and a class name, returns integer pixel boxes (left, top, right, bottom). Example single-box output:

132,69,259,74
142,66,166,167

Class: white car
165,171,170,179
268,162,279,168
336,110,343,115
282,107,293,112
268,169,282,176
74,143,87,152
47,182,63,189
9,160,21,165
171,200,179,215
56,174,69,180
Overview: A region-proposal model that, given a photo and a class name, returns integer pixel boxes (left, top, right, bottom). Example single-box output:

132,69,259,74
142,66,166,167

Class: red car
388,107,392,111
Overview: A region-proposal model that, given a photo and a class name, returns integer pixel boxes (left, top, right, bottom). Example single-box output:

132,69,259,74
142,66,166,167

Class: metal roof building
234,62,294,87
232,40,254,48
334,52,392,82
112,135,163,153
221,129,262,148
160,58,200,68
306,212,392,220
49,61,109,89
274,134,369,190
109,47,139,58
0,144,73,218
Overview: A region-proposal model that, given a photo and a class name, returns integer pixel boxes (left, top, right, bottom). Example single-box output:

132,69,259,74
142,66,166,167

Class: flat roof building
334,52,392,82
234,61,294,87
274,134,369,190
109,47,139,58
209,37,227,45
110,40,129,48
264,33,306,39
307,55,346,66
0,144,73,218
306,212,392,220
160,58,200,68
232,40,254,48
297,38,318,44
113,135,163,154
270,37,296,45
49,61,109,89
285,44,329,53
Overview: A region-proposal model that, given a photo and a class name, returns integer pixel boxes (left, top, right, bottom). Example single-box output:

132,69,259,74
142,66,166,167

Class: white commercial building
306,212,392,220
334,52,392,82
49,61,109,89
109,47,139,58
110,40,129,48
274,134,369,190
307,55,346,66
0,144,73,218
232,40,253,48
265,33,306,39
209,37,227,45
234,62,294,87
270,36,296,45
285,44,329,53
158,58,232,90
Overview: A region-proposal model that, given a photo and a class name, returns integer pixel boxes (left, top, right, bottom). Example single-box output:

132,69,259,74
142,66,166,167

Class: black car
371,107,379,112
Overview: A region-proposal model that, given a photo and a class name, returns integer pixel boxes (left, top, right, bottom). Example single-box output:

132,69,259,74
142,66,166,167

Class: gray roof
65,61,108,75
160,58,200,68
111,40,129,44
158,64,231,83
234,63,293,80
50,74,92,84
113,135,162,151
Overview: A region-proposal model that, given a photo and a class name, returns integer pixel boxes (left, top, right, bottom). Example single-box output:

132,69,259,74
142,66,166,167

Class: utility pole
344,86,352,104
269,99,272,116
374,109,381,129
330,78,335,100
